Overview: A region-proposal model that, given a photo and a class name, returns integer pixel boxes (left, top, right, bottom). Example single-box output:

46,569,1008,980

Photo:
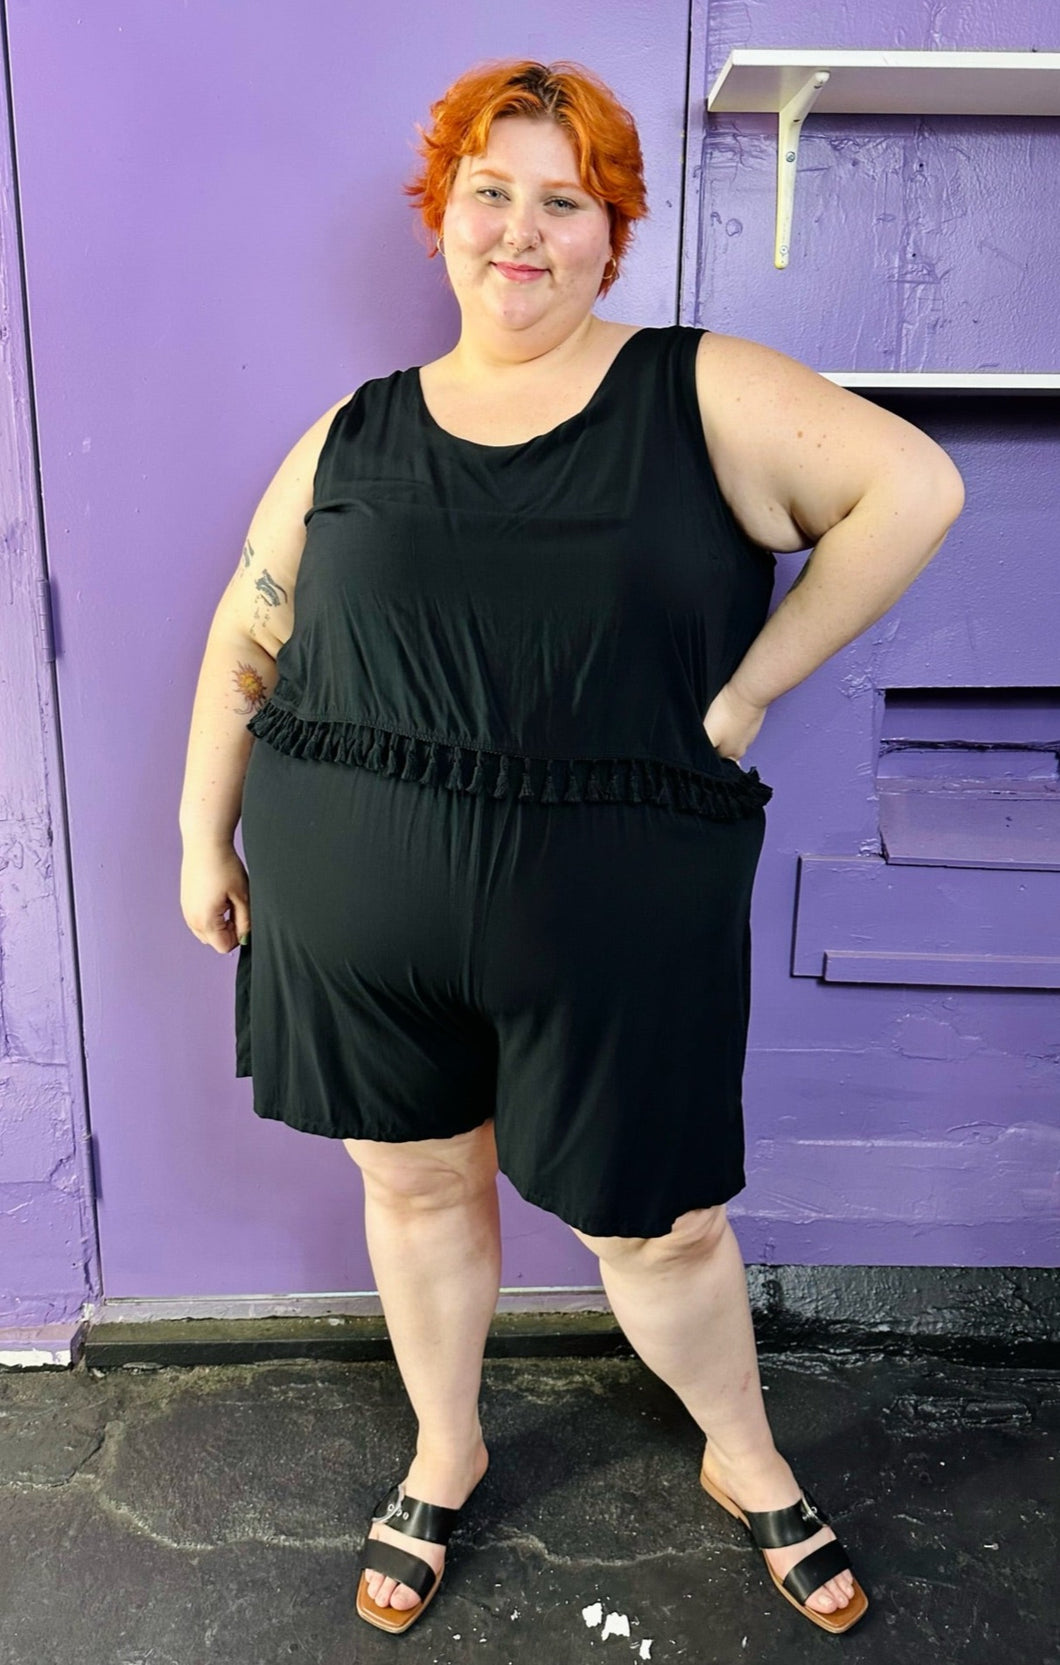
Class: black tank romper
234,324,776,1238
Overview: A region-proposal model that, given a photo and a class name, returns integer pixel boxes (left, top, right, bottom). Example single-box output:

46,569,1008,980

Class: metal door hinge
86,1131,101,1201
37,576,56,662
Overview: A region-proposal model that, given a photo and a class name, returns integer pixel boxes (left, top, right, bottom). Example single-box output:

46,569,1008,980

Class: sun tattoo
232,661,269,714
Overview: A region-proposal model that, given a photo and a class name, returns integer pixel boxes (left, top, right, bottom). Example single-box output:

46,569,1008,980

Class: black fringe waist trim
246,704,772,820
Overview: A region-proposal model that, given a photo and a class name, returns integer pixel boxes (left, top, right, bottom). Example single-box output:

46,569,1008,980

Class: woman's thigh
343,1117,500,1203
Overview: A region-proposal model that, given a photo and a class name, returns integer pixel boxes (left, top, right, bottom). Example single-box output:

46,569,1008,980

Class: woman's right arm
179,394,351,953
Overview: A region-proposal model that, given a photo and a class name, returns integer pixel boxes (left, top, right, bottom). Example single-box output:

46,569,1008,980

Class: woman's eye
476,188,577,211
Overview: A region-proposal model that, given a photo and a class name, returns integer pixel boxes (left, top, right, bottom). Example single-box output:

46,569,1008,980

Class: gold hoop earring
603,255,617,282
436,234,445,255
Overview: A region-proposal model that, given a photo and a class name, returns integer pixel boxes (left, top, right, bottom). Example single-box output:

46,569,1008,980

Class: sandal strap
358,1537,437,1601
369,1481,461,1547
781,1537,853,1606
743,1487,831,1548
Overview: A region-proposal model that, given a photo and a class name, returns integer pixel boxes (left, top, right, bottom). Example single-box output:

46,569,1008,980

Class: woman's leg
345,1118,501,1611
572,1205,856,1616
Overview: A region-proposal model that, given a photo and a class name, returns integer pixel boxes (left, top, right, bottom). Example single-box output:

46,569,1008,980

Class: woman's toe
807,1586,837,1612
390,1584,420,1610
820,1575,851,1609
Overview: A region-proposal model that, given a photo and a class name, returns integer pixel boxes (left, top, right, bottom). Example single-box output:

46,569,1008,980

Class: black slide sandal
355,1478,465,1634
700,1466,869,1634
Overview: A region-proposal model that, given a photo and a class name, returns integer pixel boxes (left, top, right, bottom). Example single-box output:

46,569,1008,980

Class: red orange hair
403,59,648,295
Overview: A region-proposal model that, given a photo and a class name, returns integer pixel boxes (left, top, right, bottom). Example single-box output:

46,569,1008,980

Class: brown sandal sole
700,1466,869,1635
355,1562,444,1634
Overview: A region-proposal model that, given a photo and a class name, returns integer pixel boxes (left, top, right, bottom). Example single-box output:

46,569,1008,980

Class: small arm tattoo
254,568,288,607
232,661,269,715
243,548,290,648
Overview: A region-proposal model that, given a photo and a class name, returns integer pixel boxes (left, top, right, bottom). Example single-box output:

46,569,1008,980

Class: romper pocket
702,730,773,805
719,751,757,782
704,729,750,777
234,934,253,1077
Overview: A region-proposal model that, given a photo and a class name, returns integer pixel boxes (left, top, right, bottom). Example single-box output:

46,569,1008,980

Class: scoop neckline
413,326,649,452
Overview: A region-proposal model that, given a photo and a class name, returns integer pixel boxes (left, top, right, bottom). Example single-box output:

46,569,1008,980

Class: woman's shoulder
304,366,414,445
691,329,822,552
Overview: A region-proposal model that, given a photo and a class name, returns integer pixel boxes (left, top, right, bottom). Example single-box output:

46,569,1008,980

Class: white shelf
821,372,1060,394
707,49,1060,116
705,49,1060,267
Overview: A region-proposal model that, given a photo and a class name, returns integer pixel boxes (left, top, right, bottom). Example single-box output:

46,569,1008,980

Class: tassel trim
246,703,772,821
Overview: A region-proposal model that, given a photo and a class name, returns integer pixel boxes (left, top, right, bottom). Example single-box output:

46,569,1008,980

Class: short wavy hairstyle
403,59,648,296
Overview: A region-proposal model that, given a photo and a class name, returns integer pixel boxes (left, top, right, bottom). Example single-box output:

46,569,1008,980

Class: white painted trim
0,1347,73,1369
822,372,1060,391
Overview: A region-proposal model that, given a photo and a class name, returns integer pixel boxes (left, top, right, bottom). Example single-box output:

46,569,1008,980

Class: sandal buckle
799,1491,828,1528
371,1482,406,1524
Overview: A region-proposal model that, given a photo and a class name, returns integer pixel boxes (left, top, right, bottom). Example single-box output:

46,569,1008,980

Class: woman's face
440,115,613,341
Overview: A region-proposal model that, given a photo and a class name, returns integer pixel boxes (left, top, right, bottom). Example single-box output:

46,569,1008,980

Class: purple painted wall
0,23,99,1338
2,0,1057,1329
683,0,1060,1264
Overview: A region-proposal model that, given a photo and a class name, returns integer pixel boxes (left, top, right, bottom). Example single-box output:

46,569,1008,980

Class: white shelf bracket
775,70,830,269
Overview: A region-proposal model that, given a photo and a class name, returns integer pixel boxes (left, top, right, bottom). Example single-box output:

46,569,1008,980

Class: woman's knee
343,1118,499,1208
572,1203,730,1266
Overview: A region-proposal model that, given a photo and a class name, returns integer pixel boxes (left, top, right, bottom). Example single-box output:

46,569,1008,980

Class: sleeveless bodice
246,324,776,819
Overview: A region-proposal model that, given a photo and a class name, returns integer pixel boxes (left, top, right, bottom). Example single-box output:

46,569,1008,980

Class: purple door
4,1,690,1306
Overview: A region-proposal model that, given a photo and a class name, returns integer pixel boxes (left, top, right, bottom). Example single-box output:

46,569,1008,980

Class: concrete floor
0,1348,1057,1664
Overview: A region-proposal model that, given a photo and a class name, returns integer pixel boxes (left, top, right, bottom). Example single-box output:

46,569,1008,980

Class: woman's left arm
696,332,966,751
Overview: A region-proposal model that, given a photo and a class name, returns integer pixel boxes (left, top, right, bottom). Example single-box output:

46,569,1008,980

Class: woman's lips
492,262,547,282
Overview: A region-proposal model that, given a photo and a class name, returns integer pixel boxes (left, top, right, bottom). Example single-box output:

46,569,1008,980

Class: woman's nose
502,208,541,252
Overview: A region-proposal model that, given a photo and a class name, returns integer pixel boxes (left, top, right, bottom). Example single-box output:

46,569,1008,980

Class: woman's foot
700,1442,857,1617
362,1440,489,1612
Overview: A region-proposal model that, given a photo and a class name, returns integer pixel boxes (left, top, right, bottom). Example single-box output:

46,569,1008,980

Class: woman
179,59,963,1638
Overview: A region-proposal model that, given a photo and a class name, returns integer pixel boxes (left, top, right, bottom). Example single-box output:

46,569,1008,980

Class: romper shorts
235,736,765,1239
